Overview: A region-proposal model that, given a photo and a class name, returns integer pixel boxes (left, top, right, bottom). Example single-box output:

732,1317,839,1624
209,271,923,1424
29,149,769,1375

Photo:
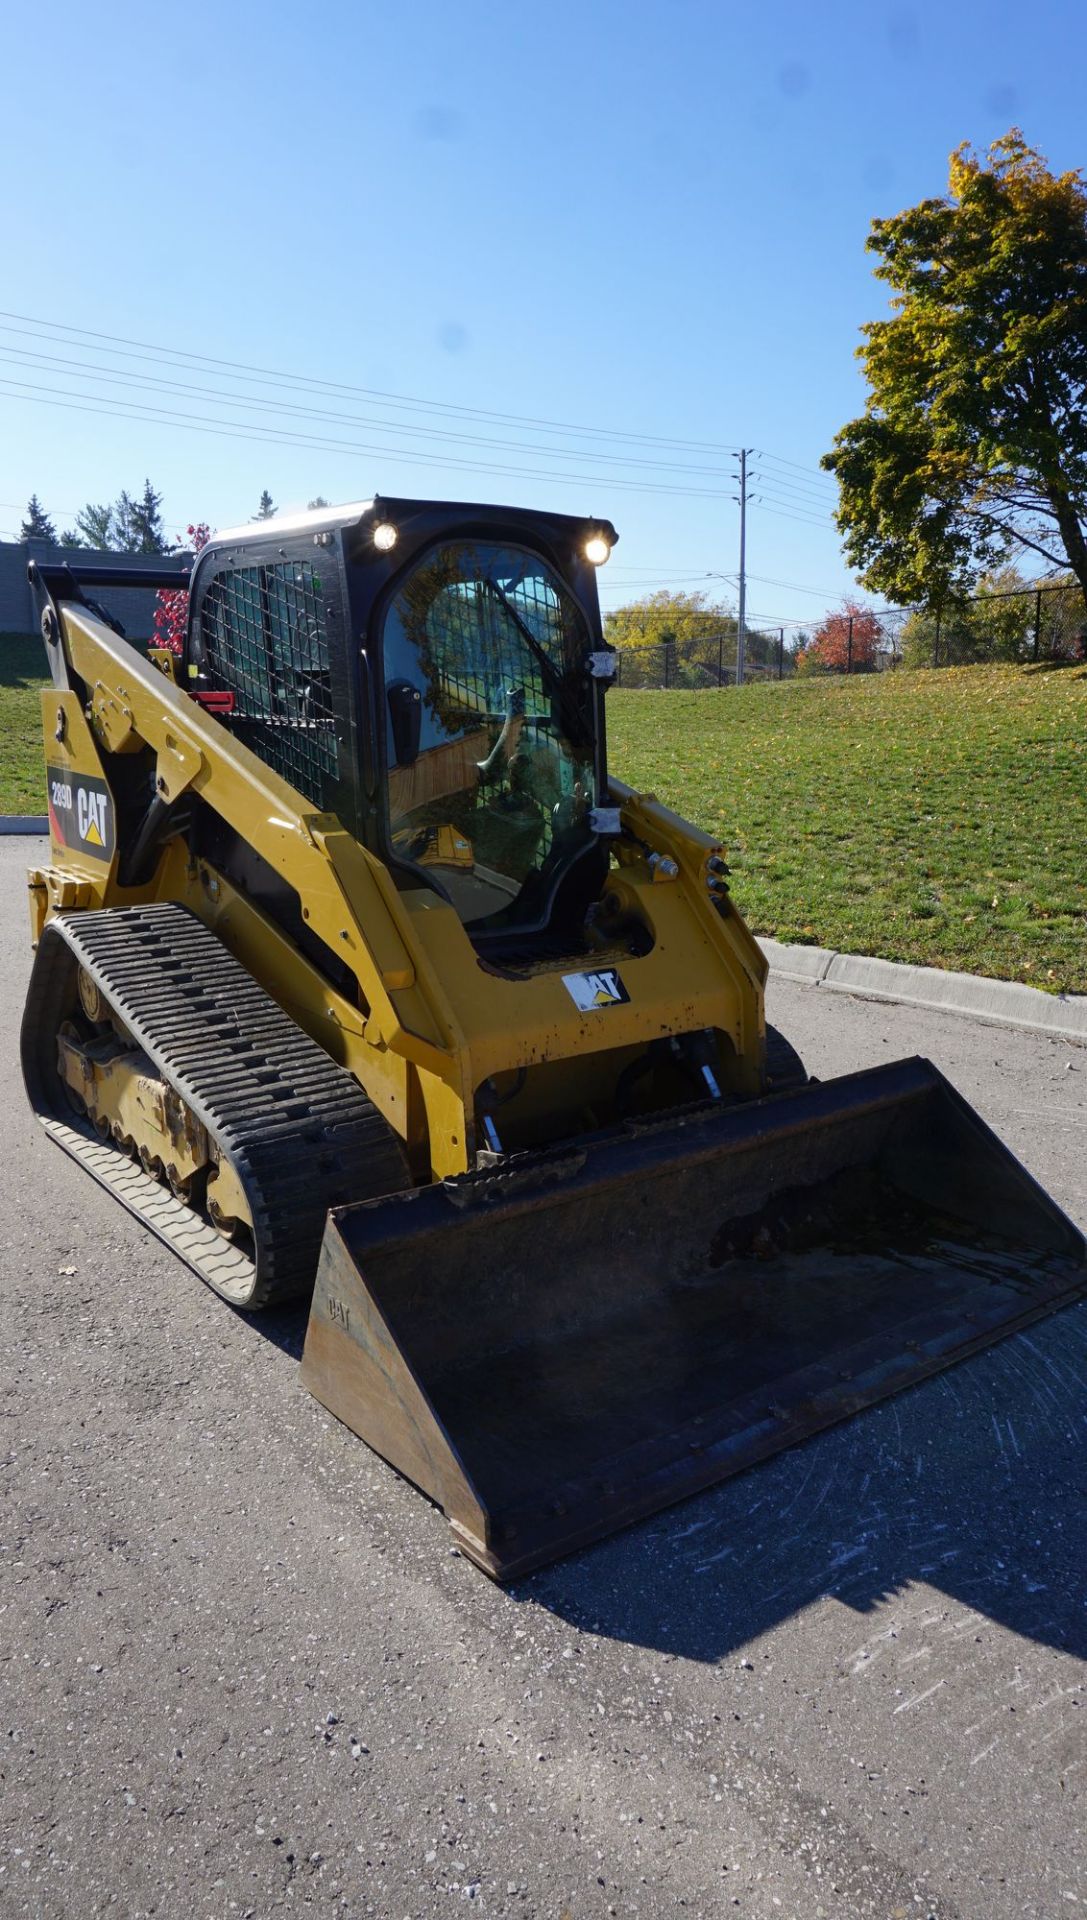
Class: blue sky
0,0,1082,630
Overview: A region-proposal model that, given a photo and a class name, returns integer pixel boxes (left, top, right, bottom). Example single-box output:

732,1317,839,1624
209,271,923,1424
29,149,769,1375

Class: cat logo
561,967,631,1012
77,786,108,847
46,766,115,864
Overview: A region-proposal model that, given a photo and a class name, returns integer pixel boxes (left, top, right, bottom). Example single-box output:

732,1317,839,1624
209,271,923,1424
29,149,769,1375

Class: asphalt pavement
2,838,1084,1920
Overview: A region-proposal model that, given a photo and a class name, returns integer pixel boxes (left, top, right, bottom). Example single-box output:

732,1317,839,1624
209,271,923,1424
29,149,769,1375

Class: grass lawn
609,663,1087,994
3,641,1085,991
0,635,48,814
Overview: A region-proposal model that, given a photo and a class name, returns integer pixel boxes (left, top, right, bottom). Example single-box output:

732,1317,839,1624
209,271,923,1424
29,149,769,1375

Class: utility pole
732,449,754,687
703,574,738,686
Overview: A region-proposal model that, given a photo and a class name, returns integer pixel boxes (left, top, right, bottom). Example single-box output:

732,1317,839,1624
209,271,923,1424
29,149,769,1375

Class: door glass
381,541,596,929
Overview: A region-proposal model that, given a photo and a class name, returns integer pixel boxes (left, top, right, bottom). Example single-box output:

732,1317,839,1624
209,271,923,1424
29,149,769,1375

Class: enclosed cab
185,498,617,955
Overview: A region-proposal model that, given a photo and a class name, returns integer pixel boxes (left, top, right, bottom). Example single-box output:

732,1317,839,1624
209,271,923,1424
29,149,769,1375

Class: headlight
583,533,611,566
372,521,399,552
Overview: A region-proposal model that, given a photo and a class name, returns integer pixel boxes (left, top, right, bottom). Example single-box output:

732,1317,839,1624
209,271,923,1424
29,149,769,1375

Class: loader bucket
301,1057,1086,1579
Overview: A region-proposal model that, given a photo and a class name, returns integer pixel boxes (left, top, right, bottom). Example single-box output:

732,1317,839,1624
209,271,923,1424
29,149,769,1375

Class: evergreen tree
57,480,169,553
307,495,330,510
131,477,169,553
254,490,277,520
112,489,139,552
68,502,115,551
20,494,58,542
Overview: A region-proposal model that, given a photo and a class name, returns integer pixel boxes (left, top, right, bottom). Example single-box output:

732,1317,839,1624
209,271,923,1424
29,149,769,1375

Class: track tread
22,904,411,1309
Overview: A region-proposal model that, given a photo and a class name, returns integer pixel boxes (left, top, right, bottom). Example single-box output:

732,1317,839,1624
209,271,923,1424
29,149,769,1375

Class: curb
0,816,47,835
759,937,1087,1045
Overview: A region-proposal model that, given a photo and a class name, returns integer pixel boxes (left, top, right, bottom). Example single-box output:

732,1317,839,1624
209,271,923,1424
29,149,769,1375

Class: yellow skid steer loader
21,498,1086,1577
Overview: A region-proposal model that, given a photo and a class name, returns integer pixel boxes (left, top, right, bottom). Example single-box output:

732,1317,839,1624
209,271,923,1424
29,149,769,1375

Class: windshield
381,540,596,930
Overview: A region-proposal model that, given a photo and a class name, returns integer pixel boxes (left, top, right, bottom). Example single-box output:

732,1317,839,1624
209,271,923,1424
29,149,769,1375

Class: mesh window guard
426,574,565,722
200,562,338,806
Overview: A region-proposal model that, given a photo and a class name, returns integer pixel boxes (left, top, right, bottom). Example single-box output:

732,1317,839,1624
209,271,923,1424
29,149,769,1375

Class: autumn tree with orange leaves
796,600,882,675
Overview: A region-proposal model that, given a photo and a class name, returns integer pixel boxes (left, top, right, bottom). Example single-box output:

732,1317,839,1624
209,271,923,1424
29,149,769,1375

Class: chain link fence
612,628,797,689
894,581,1087,668
609,582,1087,688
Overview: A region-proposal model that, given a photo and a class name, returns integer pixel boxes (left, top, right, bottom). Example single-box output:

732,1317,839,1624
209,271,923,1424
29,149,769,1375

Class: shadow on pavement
520,1303,1087,1663
253,1289,1087,1665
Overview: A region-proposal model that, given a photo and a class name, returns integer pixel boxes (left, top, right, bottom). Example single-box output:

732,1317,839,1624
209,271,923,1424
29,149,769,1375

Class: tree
796,599,881,675
1037,573,1087,657
824,132,1087,616
604,589,739,686
108,480,168,553
131,478,169,553
152,524,210,656
965,567,1037,661
64,502,115,550
254,490,276,520
307,495,330,510
111,489,140,551
20,494,58,542
62,482,170,552
900,566,1085,666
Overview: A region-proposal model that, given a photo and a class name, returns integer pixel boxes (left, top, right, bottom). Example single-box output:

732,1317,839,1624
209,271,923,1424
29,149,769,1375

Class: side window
199,560,337,806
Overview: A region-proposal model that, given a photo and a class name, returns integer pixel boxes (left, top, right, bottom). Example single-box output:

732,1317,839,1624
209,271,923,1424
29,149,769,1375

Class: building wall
0,539,188,642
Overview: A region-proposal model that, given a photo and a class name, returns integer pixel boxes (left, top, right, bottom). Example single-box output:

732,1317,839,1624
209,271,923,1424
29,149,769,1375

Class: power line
751,467,839,507
0,315,850,600
603,569,733,585
0,343,749,481
756,488,834,522
758,448,838,487
2,474,850,608
607,560,729,573
0,341,845,512
0,380,746,500
745,609,817,627
757,500,838,532
0,311,750,457
747,569,855,599
602,569,845,600
0,309,840,492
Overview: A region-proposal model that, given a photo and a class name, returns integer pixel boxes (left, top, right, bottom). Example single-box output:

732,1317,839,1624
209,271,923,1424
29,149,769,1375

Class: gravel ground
1,838,1084,1920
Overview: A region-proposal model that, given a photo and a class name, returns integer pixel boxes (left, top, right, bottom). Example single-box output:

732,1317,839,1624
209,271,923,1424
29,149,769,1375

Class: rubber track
21,903,411,1308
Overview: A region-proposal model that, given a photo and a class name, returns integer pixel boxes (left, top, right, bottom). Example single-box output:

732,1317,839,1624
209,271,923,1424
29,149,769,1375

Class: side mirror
386,678,423,766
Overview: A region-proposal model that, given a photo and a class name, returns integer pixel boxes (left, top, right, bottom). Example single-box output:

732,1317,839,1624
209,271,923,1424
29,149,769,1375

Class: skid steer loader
21,497,1086,1577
